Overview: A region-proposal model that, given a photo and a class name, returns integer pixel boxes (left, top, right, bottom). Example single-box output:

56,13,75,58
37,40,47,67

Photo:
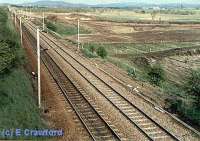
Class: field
87,9,200,23
29,7,200,129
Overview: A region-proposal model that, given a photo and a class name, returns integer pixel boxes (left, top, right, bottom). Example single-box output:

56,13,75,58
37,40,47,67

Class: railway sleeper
123,108,136,113
133,118,148,122
132,115,144,119
116,103,130,107
147,131,164,136
143,126,157,131
153,135,170,140
126,112,138,116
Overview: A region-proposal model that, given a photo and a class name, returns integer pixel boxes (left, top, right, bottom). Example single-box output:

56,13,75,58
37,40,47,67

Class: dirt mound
68,13,96,20
133,56,157,67
47,15,58,22
133,26,156,31
143,46,200,59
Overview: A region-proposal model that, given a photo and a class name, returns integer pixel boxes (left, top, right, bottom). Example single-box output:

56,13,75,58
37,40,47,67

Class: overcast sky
1,0,200,4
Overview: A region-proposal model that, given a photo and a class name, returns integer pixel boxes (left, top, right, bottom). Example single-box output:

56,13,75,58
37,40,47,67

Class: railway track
21,19,121,141
42,50,120,141
25,20,181,141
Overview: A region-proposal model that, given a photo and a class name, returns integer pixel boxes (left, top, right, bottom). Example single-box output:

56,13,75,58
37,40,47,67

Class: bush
184,69,200,107
181,106,200,126
0,9,8,24
97,46,107,59
88,44,96,53
46,21,57,32
0,41,16,75
147,64,165,86
82,48,97,58
127,67,136,78
165,97,200,126
164,97,183,113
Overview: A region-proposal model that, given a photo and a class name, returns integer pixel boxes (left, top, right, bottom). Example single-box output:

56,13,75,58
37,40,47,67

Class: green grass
82,48,97,58
106,57,148,81
162,81,200,127
82,42,200,58
46,20,91,36
56,23,78,35
83,42,198,81
0,69,46,140
0,7,46,140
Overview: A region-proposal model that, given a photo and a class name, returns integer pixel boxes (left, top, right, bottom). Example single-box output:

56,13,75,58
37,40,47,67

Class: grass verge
0,69,46,140
0,7,47,140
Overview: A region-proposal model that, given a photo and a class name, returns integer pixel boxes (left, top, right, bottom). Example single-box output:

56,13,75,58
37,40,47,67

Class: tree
147,64,165,86
97,46,107,59
184,69,200,107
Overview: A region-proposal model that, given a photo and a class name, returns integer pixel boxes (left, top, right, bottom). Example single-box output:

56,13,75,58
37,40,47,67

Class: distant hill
20,0,89,8
0,3,9,6
19,0,200,8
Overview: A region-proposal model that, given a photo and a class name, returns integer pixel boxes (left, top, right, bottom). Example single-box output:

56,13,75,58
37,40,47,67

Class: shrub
88,44,96,53
0,41,16,75
165,97,200,126
127,67,136,78
184,69,200,107
97,46,107,59
82,48,97,58
147,64,165,86
0,9,8,24
164,97,182,114
46,21,57,32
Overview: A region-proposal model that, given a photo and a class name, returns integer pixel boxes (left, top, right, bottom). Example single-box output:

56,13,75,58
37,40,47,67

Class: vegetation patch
82,43,108,59
0,41,15,74
163,69,200,127
184,69,200,107
0,69,45,138
147,64,166,86
46,20,91,36
0,7,46,139
97,46,108,59
82,48,97,58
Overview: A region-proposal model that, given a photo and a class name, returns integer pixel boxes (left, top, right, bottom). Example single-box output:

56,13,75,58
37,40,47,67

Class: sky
0,0,200,5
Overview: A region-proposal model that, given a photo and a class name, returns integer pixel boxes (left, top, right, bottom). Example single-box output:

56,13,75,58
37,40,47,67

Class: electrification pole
14,12,16,27
42,12,45,31
37,28,41,108
29,6,31,19
20,17,22,45
77,19,80,50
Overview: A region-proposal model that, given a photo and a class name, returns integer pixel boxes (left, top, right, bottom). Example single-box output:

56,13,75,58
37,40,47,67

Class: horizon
1,0,200,5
